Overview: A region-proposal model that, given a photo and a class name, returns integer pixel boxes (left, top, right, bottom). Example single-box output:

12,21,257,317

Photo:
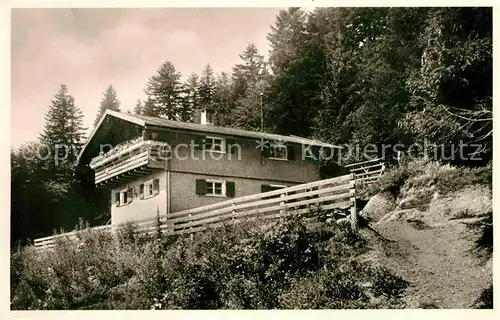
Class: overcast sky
11,8,283,148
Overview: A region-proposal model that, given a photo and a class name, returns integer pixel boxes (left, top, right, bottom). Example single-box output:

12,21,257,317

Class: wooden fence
33,225,112,250
344,158,385,185
34,173,357,250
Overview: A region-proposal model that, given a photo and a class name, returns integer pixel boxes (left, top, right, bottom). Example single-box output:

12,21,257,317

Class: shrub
465,212,493,260
12,212,409,310
434,164,492,194
363,159,492,200
278,266,371,309
278,261,408,309
370,266,409,299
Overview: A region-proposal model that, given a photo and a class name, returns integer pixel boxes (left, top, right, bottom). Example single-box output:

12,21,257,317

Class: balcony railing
90,137,143,168
90,138,170,186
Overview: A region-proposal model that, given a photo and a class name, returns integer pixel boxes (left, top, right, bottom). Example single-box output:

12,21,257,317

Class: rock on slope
356,163,492,308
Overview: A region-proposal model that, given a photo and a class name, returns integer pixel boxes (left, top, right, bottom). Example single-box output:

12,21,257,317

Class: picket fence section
34,173,357,250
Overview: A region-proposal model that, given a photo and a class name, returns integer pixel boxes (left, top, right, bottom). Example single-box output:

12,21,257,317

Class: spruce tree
178,73,199,122
267,8,308,74
144,61,183,120
142,96,157,117
198,64,216,110
133,99,144,115
265,8,329,138
93,85,121,127
231,44,270,131
39,84,87,176
185,73,200,108
213,72,234,126
233,43,268,88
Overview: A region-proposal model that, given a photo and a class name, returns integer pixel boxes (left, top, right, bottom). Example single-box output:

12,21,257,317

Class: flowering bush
90,137,144,167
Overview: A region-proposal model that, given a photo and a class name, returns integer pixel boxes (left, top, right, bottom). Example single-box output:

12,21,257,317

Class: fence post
349,176,358,234
232,203,236,224
189,212,193,241
279,192,286,216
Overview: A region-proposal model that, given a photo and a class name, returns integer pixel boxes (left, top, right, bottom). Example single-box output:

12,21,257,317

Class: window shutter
115,192,120,206
226,181,235,197
194,135,206,150
261,184,271,193
226,138,236,154
139,184,145,199
195,179,207,195
127,188,133,203
287,145,296,161
153,179,160,195
261,144,271,158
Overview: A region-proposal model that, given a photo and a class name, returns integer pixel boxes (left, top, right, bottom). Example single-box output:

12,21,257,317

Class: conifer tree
267,8,308,74
93,85,121,127
142,96,157,117
231,44,270,130
213,72,234,126
133,99,144,115
198,64,216,111
233,43,268,88
178,73,199,122
39,84,87,175
144,61,183,120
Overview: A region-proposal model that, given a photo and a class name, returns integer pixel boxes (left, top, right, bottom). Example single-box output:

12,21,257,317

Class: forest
10,7,492,245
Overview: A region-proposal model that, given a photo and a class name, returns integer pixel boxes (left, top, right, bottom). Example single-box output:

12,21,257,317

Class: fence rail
34,173,358,250
345,158,385,185
33,225,112,250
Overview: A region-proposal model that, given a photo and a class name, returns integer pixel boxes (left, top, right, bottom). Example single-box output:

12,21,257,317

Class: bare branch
442,105,492,122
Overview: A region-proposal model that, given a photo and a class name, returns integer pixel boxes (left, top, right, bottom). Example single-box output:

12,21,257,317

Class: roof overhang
76,110,146,166
77,110,343,166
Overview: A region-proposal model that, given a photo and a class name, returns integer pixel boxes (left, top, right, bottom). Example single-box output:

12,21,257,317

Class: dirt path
359,220,492,308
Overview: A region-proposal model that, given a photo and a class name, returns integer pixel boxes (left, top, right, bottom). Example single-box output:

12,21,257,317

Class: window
196,179,235,197
262,142,295,161
195,135,236,154
205,136,225,153
269,144,288,160
139,179,160,199
115,187,133,207
206,180,225,196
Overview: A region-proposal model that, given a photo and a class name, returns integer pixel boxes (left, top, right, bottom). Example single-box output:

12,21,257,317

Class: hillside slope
10,160,492,310
357,160,492,308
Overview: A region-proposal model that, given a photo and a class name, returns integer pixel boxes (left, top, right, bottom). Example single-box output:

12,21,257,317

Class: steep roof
77,109,342,165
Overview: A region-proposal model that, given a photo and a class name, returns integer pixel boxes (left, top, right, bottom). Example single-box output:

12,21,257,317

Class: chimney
199,108,215,125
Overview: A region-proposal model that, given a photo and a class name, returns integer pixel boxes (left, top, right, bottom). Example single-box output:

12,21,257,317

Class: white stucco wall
111,170,167,225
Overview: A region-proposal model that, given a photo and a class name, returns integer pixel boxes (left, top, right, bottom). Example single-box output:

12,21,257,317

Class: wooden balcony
90,139,170,187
